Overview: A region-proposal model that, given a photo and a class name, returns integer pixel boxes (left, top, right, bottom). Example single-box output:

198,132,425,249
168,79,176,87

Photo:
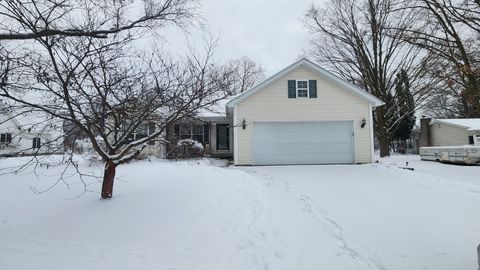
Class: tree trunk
375,107,391,157
101,160,116,199
378,133,390,157
375,106,390,157
462,77,480,118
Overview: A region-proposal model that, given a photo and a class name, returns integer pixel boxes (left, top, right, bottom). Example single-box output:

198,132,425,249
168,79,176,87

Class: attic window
297,80,308,98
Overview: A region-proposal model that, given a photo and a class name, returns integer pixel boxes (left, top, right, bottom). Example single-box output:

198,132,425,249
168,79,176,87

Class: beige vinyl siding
234,65,373,165
431,122,474,146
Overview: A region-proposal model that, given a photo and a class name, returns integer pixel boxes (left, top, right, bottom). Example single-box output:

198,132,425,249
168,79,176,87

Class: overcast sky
162,0,325,76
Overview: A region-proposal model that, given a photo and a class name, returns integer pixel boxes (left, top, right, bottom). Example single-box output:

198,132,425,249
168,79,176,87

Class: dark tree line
392,70,416,143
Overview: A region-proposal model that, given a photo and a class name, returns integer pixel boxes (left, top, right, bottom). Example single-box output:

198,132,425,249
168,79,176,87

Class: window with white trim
296,80,308,98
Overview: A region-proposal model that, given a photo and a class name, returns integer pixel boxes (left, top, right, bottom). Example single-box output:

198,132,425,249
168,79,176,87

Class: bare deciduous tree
0,0,245,199
305,0,433,157
224,56,265,93
0,0,198,40
399,0,480,117
3,31,237,198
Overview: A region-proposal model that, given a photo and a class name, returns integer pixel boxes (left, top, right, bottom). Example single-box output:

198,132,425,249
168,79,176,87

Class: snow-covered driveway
240,158,480,270
0,155,479,270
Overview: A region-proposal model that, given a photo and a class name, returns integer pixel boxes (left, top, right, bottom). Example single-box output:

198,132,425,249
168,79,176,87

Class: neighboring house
0,104,63,156
64,118,167,159
226,58,384,165
419,117,480,147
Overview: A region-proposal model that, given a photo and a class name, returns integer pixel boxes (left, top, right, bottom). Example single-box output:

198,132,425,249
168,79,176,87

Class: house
419,117,480,147
224,58,383,165
14,58,383,164
0,104,63,156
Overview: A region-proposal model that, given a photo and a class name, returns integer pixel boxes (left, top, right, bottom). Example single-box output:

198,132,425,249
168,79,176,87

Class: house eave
430,119,480,132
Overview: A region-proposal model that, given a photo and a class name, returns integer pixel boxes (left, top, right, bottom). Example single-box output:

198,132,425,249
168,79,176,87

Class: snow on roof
431,118,480,131
197,96,235,118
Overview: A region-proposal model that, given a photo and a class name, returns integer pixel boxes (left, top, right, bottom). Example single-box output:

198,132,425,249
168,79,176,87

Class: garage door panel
253,121,354,165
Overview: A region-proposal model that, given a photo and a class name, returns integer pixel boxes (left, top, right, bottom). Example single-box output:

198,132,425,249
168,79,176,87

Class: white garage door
253,121,355,165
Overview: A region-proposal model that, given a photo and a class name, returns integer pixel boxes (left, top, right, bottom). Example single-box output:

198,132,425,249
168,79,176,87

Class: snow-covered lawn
0,155,479,270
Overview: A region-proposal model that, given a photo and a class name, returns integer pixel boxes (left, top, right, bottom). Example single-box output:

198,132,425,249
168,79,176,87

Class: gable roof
431,118,480,131
226,58,384,109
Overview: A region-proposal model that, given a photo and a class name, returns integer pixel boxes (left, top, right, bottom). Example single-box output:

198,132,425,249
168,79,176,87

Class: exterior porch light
360,118,366,128
242,119,247,130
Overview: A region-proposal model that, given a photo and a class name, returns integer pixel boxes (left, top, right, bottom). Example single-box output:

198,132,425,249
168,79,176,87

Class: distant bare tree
222,56,264,94
305,0,434,157
399,0,480,117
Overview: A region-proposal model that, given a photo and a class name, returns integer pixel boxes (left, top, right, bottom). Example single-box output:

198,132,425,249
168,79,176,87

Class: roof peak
227,58,384,109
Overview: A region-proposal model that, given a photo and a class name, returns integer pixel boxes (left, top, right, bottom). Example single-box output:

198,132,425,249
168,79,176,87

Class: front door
216,124,230,151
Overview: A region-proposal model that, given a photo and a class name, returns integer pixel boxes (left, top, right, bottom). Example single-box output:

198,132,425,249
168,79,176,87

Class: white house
55,58,383,163
0,104,63,156
429,118,480,146
226,58,384,166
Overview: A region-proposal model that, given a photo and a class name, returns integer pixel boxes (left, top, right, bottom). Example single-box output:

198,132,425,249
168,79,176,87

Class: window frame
296,80,309,98
32,137,41,149
122,121,158,143
0,133,12,144
176,123,208,144
179,123,193,140
147,122,156,145
468,135,474,145
191,124,204,143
